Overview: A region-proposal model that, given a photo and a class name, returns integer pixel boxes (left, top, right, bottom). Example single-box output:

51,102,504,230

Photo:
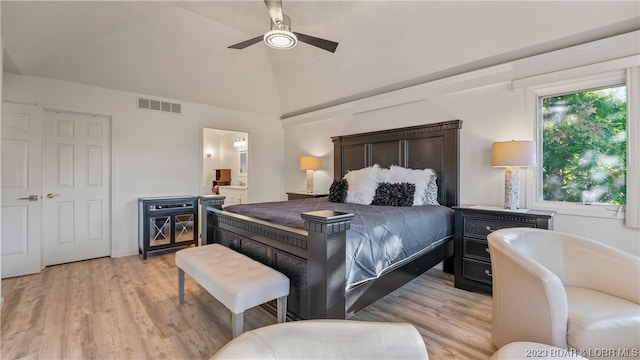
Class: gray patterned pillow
425,174,439,205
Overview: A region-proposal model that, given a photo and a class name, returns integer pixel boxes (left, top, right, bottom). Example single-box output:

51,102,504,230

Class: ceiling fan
228,0,339,53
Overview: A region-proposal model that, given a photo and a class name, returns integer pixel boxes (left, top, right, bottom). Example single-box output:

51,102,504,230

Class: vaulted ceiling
2,1,639,118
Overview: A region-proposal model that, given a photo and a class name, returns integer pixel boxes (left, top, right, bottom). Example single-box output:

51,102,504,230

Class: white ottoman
211,320,430,360
176,244,290,337
490,342,587,359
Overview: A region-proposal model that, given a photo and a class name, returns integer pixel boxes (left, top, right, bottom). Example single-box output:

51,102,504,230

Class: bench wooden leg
178,268,185,304
232,312,244,338
277,295,287,323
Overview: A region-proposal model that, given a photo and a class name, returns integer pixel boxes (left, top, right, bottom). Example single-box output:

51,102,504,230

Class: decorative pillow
381,165,406,183
328,179,349,203
388,165,436,206
371,182,416,207
377,167,391,183
425,174,439,205
343,164,381,205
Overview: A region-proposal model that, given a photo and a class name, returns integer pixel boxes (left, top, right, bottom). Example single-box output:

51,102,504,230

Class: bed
202,120,462,320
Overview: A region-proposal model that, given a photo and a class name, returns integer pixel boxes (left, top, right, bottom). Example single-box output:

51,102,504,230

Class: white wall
284,83,526,203
202,129,220,195
1,15,4,303
2,73,285,257
283,33,640,256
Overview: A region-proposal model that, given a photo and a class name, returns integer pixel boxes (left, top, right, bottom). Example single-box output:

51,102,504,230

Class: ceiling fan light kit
228,0,338,53
264,29,297,49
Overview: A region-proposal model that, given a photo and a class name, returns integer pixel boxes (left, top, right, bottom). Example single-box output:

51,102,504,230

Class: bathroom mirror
239,150,248,175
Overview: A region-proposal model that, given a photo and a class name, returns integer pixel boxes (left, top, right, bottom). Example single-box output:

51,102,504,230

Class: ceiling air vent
137,97,182,115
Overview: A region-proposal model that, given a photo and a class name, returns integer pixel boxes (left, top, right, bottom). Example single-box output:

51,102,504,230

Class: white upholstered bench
176,244,290,337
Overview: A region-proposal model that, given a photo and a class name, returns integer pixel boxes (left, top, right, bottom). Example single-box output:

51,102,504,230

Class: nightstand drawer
462,258,493,285
463,238,491,261
454,206,555,293
464,218,534,238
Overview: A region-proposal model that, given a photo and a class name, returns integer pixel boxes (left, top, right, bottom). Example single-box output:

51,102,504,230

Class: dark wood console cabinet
138,196,198,259
454,206,555,293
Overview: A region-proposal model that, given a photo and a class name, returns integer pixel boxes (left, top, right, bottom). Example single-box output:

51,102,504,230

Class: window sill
529,201,625,220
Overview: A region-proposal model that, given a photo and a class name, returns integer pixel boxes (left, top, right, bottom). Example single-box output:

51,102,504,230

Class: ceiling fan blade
264,0,284,24
227,35,264,50
293,32,339,53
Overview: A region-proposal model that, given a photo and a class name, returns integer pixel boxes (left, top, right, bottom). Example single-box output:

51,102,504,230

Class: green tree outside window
541,85,627,205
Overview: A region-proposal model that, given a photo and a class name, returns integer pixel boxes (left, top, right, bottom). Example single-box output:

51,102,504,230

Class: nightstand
286,192,329,200
453,205,555,293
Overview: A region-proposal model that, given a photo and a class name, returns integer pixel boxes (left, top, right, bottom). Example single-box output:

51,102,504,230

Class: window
540,85,627,206
518,64,640,222
514,56,638,226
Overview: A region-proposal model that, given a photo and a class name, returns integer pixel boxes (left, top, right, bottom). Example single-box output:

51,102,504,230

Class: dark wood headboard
331,120,462,207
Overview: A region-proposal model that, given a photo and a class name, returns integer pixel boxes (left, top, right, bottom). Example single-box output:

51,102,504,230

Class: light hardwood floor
1,252,496,359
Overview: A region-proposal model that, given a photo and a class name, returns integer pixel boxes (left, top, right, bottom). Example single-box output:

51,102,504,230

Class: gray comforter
224,197,454,289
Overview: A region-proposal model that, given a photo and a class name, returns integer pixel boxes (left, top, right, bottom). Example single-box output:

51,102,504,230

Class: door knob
18,195,39,201
46,193,60,199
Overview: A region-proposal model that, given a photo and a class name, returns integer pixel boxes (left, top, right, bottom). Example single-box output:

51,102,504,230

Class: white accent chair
210,320,429,359
488,228,640,360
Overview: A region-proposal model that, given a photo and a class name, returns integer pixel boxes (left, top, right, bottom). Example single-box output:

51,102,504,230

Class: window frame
525,68,635,219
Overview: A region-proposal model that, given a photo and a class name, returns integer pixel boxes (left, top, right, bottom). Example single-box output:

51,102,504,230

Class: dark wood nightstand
453,205,555,293
286,192,329,200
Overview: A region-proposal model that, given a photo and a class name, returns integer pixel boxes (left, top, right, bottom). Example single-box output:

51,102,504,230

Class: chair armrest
563,236,640,305
489,233,569,348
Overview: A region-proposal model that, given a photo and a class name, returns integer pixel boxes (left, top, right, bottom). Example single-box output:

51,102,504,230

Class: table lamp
299,156,320,193
491,141,536,209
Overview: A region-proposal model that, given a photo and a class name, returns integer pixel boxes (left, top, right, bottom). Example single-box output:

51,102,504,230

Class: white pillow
388,166,436,205
378,167,391,183
384,165,409,183
344,164,381,205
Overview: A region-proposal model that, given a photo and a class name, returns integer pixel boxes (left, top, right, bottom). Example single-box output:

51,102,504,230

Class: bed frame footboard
205,205,354,320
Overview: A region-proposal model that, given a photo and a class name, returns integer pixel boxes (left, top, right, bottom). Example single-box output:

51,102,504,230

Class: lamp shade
299,156,320,170
491,141,536,167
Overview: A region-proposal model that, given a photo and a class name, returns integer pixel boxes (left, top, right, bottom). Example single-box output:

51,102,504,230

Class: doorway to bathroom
202,128,249,206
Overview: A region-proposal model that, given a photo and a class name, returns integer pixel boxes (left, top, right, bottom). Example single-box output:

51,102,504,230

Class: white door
42,110,111,265
1,103,43,278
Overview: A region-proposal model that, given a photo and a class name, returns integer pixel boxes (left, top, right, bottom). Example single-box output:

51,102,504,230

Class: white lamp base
306,170,314,193
504,166,520,210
